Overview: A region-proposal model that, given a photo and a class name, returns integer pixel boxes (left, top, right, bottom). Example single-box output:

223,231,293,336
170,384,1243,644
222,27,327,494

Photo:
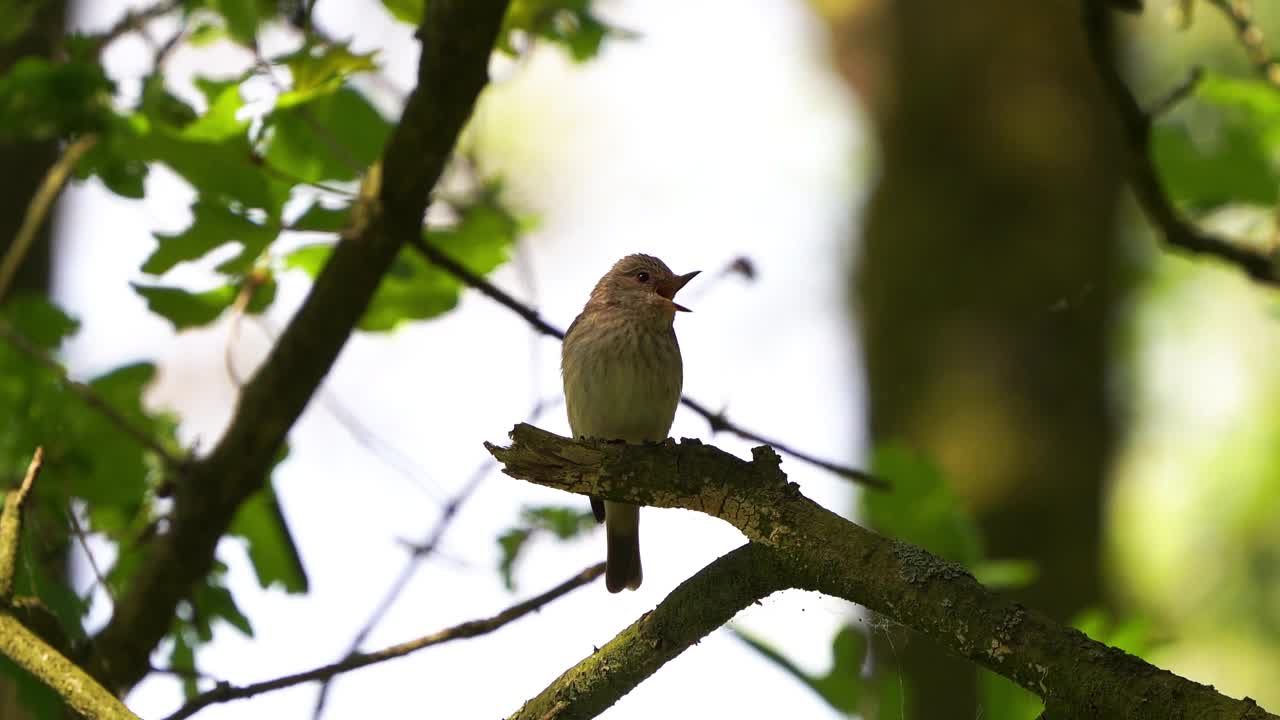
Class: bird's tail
604,502,643,593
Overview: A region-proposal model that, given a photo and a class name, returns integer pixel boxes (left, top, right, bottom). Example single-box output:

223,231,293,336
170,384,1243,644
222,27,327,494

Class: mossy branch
487,424,1277,720
0,449,142,720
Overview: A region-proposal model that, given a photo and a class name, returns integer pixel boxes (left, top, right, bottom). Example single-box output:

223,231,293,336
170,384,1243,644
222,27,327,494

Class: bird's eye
636,271,650,283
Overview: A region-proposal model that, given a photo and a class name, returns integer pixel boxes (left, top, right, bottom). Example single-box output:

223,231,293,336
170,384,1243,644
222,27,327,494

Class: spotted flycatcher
561,254,699,592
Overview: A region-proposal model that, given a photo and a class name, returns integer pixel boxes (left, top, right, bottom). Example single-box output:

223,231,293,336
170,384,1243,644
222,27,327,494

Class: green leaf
3,294,79,349
144,201,279,275
264,85,391,183
283,242,333,276
497,504,596,590
187,19,227,46
1153,120,1277,211
732,624,867,714
497,527,533,591
228,478,309,593
979,670,1043,720
972,558,1038,590
1073,608,1158,658
864,442,983,565
362,193,518,331
1153,72,1280,212
499,0,629,62
290,202,350,233
380,0,423,24
521,505,597,539
140,74,198,128
285,190,518,331
0,56,114,141
167,623,200,699
216,0,260,46
113,82,290,213
194,581,254,636
277,42,379,98
132,284,237,329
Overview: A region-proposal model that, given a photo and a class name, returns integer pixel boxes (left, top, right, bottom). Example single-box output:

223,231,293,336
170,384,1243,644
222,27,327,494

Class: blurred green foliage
0,0,606,707
497,505,596,591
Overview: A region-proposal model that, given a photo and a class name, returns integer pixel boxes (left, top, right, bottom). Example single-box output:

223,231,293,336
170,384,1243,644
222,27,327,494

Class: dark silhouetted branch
88,0,515,693
1083,1,1280,286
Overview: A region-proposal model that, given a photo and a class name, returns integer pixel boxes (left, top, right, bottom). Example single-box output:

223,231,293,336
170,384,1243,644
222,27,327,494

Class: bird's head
589,254,700,318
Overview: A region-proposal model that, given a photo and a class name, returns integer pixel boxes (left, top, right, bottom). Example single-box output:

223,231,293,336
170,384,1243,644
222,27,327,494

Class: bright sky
58,1,871,718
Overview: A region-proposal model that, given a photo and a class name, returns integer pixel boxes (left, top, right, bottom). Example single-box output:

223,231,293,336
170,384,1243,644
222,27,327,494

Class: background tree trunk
825,1,1127,715
0,0,69,716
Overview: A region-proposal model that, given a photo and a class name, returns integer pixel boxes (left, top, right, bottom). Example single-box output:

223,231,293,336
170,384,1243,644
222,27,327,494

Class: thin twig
1204,0,1280,88
92,0,184,50
407,235,884,488
1148,66,1204,117
66,504,116,605
309,396,558,719
245,316,447,502
163,562,605,720
0,135,98,301
308,465,485,719
1082,0,1280,285
0,321,186,470
0,448,44,600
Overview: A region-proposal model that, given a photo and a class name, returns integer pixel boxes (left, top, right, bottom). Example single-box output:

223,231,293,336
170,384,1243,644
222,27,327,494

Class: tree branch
163,562,604,720
487,424,1277,720
508,543,787,720
0,134,97,302
408,237,883,488
0,449,142,720
1204,0,1280,88
88,0,514,693
1083,0,1280,286
0,447,43,600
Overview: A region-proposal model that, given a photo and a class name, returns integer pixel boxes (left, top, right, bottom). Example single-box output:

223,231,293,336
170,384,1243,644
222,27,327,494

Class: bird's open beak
660,270,700,312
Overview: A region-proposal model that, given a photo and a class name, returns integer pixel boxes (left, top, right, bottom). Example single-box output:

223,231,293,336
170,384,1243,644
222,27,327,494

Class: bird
561,254,699,592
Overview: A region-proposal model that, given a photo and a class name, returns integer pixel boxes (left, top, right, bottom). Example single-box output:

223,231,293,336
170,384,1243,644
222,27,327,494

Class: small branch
91,0,184,51
408,237,882,488
0,135,98,302
1148,65,1204,117
1205,0,1280,88
488,424,1277,719
0,321,186,470
1082,1,1280,285
308,460,488,719
163,563,604,720
0,448,43,600
0,450,142,720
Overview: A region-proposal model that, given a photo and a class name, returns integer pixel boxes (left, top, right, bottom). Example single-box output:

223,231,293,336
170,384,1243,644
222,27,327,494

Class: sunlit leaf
144,200,278,275
264,85,391,183
1153,72,1280,212
132,284,237,329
